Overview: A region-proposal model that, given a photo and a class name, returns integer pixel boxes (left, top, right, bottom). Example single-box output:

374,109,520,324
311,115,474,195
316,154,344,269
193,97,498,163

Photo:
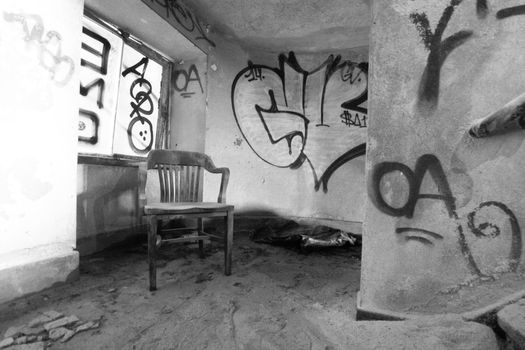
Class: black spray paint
497,5,525,19
144,0,216,48
410,0,473,112
231,52,368,192
467,201,522,271
370,154,457,218
172,64,204,98
80,79,105,109
476,0,489,19
369,154,522,277
81,27,110,75
122,57,154,153
78,25,112,144
78,109,99,145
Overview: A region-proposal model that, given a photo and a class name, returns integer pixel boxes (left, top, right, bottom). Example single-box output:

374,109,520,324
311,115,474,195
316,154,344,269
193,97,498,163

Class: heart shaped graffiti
231,52,368,192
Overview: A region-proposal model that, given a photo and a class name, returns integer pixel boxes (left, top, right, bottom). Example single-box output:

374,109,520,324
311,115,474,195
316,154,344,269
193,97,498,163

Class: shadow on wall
77,164,145,255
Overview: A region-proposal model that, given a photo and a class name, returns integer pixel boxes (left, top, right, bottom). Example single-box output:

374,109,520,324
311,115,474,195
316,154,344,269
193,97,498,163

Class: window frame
78,8,173,166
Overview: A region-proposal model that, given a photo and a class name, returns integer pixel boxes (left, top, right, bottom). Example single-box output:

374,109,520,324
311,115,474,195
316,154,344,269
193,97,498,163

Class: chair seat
144,202,234,215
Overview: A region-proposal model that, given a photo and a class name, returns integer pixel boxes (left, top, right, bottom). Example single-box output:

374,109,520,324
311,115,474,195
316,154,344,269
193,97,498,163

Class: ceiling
84,0,205,61
187,0,371,53
84,0,371,60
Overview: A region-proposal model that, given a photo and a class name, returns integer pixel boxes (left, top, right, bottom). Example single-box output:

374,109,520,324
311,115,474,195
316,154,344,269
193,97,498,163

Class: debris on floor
1,311,100,349
250,219,358,251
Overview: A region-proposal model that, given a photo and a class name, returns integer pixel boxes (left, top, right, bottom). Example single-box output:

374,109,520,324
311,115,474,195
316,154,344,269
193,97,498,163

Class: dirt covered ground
0,231,362,350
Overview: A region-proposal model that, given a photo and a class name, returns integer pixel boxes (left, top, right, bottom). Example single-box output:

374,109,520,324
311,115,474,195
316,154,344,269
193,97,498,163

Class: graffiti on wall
79,26,110,145
173,64,204,98
78,19,123,154
113,45,162,156
411,0,525,112
3,12,74,86
232,52,368,192
122,57,155,153
142,0,215,48
79,18,163,157
369,154,522,277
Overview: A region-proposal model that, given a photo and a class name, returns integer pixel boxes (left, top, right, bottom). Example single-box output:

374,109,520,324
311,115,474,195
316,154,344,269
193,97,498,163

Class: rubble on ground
0,311,100,349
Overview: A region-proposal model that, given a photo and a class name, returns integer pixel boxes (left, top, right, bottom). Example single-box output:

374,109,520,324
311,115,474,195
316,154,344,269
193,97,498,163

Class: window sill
78,153,146,167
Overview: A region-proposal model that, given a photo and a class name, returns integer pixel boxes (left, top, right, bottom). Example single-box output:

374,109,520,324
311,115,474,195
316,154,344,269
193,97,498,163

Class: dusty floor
0,232,361,349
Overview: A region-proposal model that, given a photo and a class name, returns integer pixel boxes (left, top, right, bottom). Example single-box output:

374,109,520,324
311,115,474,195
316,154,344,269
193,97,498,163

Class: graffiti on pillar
231,52,368,192
497,5,525,19
409,0,474,111
3,12,74,86
173,64,204,98
410,1,525,112
369,154,522,277
141,0,216,48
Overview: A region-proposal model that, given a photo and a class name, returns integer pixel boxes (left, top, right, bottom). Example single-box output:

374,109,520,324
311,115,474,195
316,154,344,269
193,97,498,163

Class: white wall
0,0,83,301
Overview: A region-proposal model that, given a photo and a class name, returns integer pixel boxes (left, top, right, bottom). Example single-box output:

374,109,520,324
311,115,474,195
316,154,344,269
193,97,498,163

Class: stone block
8,342,46,350
0,337,14,349
341,315,498,350
28,310,63,328
43,315,79,331
75,321,99,333
498,300,525,349
0,245,79,305
48,327,68,341
4,326,22,338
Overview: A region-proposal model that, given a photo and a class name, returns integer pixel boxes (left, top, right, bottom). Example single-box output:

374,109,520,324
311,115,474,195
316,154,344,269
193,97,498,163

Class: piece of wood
148,216,158,291
469,92,525,138
198,218,205,258
224,210,234,276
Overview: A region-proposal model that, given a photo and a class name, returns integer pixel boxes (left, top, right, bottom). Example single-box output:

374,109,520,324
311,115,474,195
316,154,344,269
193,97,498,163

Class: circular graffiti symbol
127,117,153,154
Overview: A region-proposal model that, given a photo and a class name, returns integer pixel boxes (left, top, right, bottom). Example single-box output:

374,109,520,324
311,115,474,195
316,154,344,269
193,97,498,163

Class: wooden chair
144,150,234,291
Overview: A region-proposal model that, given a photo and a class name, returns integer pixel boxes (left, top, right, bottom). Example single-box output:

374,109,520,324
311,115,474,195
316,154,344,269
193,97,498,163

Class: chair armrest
207,167,230,203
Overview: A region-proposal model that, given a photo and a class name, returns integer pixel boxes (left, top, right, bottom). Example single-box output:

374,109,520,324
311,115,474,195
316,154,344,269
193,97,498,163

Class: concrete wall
140,0,370,229
171,57,208,152
204,44,369,227
360,0,525,315
0,0,83,302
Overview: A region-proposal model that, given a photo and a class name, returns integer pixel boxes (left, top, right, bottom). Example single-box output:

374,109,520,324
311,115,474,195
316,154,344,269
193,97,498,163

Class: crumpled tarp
250,219,357,251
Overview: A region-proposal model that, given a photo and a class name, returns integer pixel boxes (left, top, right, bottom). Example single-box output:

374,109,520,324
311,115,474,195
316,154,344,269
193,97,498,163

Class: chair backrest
146,150,219,203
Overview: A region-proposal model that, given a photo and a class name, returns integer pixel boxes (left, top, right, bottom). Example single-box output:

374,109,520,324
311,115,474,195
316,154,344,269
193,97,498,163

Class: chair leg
198,218,205,259
224,210,233,276
148,215,158,291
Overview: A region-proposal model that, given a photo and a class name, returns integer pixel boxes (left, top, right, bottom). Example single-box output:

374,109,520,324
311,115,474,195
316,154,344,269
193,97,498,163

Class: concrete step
498,299,525,349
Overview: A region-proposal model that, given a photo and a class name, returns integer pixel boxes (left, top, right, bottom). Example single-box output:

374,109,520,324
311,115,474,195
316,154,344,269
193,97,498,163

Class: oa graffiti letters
142,0,215,48
4,12,74,86
122,57,154,154
173,64,204,98
369,154,522,277
232,52,368,192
